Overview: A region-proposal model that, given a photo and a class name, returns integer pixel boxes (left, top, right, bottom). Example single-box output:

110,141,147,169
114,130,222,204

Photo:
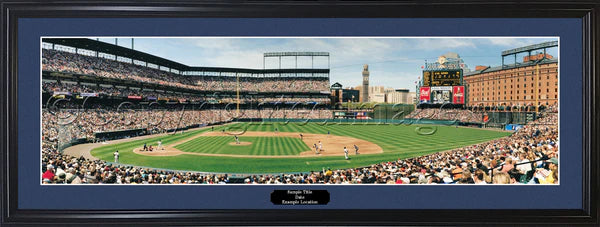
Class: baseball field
89,122,512,173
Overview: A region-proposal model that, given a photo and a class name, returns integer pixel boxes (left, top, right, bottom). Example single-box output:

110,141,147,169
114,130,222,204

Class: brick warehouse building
463,43,558,108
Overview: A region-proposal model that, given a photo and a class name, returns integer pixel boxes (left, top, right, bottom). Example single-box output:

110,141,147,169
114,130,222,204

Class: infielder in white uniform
157,140,163,150
343,147,349,160
113,150,119,163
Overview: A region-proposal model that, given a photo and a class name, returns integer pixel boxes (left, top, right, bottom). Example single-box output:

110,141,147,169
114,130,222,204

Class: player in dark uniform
354,144,359,154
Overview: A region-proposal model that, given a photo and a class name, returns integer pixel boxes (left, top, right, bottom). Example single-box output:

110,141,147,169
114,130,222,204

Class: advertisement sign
80,92,98,97
430,86,452,91
127,95,142,100
505,124,524,131
419,87,431,103
452,86,465,104
53,91,71,96
422,71,432,86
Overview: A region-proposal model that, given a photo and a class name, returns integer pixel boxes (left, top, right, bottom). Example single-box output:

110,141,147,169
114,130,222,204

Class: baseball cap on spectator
545,157,558,165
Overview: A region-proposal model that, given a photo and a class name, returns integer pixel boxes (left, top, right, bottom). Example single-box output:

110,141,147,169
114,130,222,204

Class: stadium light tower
236,73,240,116
263,52,329,69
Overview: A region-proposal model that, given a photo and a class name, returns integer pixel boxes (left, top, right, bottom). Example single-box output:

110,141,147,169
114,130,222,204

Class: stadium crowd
40,45,559,185
42,110,558,184
42,109,224,141
43,49,330,93
42,106,333,144
545,103,558,113
43,81,330,104
405,108,483,123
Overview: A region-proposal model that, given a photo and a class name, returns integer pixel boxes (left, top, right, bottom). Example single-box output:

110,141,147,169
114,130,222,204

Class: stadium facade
464,41,558,108
464,59,558,107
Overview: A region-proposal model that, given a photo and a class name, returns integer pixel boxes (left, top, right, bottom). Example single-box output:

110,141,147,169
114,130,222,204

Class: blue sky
98,37,559,92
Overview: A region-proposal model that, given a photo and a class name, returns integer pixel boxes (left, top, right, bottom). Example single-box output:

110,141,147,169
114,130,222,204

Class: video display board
431,86,452,104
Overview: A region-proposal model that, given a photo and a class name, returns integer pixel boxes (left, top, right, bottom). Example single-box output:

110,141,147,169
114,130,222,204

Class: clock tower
362,64,369,103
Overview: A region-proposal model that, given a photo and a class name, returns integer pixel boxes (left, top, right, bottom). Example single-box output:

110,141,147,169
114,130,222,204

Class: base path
228,141,252,146
132,131,383,158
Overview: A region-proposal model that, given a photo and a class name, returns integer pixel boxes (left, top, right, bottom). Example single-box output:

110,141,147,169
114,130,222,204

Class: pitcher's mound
228,142,252,146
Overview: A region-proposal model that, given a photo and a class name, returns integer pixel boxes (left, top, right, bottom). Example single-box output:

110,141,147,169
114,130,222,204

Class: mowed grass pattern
240,122,508,156
90,123,512,173
174,136,310,156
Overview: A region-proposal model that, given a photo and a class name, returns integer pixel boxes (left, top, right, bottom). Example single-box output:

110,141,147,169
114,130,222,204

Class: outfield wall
240,118,479,126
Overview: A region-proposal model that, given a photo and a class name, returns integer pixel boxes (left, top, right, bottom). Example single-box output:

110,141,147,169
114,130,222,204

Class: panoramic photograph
40,37,559,185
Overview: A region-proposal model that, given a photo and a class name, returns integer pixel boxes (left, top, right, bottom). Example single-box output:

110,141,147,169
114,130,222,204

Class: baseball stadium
41,38,558,184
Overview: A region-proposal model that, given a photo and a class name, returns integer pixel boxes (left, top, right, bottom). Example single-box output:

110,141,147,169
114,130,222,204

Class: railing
489,157,550,181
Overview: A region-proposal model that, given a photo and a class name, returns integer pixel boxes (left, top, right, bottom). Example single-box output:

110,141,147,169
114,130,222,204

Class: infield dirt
132,131,383,158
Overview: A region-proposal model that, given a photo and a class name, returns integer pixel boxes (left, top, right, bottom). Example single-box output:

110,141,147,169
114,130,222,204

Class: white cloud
482,38,556,47
130,37,556,92
187,38,240,50
484,38,531,47
408,38,476,50
194,50,263,69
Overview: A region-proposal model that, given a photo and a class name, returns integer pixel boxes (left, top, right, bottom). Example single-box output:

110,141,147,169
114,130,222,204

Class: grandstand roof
43,38,188,70
43,38,330,75
183,66,329,74
464,58,557,77
501,41,558,56
264,52,329,57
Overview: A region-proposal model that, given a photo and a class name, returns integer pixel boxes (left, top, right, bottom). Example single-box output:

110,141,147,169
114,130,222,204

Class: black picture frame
1,0,598,226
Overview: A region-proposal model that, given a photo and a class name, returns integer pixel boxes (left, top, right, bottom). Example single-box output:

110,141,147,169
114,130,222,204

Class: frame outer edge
1,0,600,225
590,3,600,225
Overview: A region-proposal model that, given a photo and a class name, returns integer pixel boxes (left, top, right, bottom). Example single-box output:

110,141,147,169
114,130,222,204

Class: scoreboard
422,69,462,86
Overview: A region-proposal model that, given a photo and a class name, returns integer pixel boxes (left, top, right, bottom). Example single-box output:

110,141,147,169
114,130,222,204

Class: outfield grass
174,136,310,156
90,123,512,173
